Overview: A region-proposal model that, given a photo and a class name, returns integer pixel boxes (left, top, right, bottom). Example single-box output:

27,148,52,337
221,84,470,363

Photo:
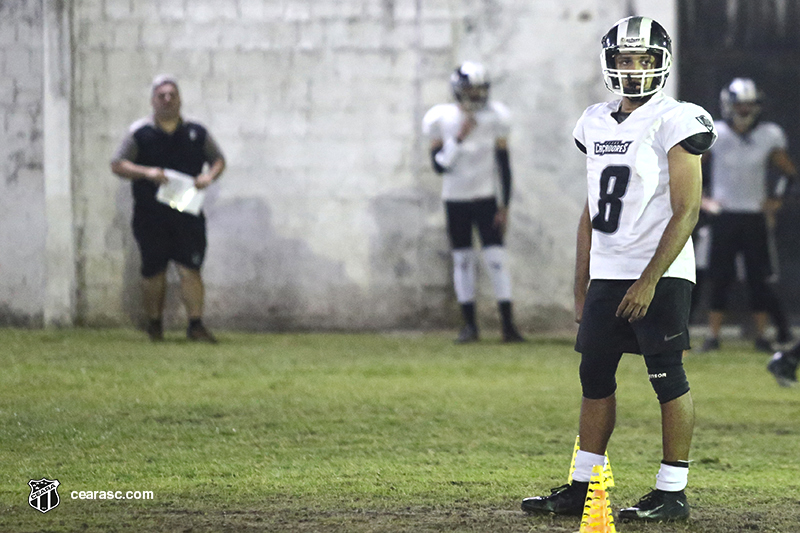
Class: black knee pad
579,352,622,400
644,350,690,404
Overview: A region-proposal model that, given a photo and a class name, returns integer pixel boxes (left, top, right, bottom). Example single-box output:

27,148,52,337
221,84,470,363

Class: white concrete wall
3,0,678,331
43,0,76,326
0,0,45,326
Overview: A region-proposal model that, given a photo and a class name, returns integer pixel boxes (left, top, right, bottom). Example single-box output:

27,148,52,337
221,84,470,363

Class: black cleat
455,324,479,344
502,325,526,343
146,320,164,342
619,489,689,522
754,337,773,353
521,482,588,516
187,322,218,344
768,352,797,388
699,337,719,352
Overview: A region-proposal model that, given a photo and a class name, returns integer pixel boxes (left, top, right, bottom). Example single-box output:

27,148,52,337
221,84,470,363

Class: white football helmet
451,61,490,111
600,16,673,98
720,78,763,130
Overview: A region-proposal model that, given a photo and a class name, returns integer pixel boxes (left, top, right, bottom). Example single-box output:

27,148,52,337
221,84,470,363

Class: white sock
655,462,689,492
452,249,477,303
573,450,606,483
481,246,512,301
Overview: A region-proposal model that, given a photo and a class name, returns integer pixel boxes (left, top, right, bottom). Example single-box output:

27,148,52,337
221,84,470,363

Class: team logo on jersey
696,115,714,132
594,140,633,155
28,478,60,513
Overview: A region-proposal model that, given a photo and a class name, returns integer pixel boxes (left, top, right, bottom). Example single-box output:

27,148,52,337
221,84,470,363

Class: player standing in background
521,16,716,522
700,78,797,353
422,62,525,344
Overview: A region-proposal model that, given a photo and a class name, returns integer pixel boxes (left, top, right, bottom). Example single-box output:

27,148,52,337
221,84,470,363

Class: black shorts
708,212,772,310
445,197,503,249
576,277,693,356
132,205,207,277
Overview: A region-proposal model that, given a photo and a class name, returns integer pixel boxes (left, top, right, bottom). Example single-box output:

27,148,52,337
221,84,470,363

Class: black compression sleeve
495,148,512,206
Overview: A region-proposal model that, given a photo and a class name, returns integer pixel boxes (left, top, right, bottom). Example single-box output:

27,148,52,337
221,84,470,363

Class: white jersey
422,101,510,201
709,120,786,213
573,92,716,282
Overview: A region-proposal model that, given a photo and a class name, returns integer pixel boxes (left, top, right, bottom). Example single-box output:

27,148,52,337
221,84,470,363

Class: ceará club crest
28,478,60,513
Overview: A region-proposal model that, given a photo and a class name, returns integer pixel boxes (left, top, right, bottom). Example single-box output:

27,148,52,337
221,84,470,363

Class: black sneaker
187,323,218,344
455,324,479,344
699,337,719,352
502,325,526,343
521,482,588,516
754,337,773,353
619,489,689,522
146,320,164,342
768,352,797,388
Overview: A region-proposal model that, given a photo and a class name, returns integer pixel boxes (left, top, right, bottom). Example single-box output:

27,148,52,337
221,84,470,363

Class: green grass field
0,328,798,532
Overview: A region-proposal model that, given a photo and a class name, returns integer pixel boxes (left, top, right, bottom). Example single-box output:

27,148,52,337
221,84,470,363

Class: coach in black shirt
111,75,225,342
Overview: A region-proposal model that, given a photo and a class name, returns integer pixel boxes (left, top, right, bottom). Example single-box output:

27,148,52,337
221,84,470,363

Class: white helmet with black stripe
720,77,763,130
450,61,490,112
601,16,673,98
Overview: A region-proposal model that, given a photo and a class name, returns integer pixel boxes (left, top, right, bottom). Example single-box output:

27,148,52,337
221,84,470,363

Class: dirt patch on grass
76,503,798,532
4,502,799,532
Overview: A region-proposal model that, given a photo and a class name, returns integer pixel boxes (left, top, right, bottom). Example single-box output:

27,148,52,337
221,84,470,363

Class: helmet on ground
451,61,490,111
600,16,672,98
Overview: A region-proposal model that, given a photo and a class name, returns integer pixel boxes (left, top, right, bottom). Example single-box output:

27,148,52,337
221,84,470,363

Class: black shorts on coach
132,204,207,278
576,277,693,356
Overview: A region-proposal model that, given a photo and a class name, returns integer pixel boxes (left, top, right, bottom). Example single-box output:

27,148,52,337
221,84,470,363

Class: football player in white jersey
522,16,716,522
422,62,524,344
700,78,798,354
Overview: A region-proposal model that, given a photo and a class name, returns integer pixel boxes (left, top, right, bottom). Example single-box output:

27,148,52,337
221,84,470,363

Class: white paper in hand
156,169,206,216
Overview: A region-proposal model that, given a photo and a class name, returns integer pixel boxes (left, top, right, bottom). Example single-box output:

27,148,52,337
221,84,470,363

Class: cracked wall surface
3,0,676,331
0,0,45,326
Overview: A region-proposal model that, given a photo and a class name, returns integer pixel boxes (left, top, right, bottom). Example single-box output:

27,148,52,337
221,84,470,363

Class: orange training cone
579,465,616,533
